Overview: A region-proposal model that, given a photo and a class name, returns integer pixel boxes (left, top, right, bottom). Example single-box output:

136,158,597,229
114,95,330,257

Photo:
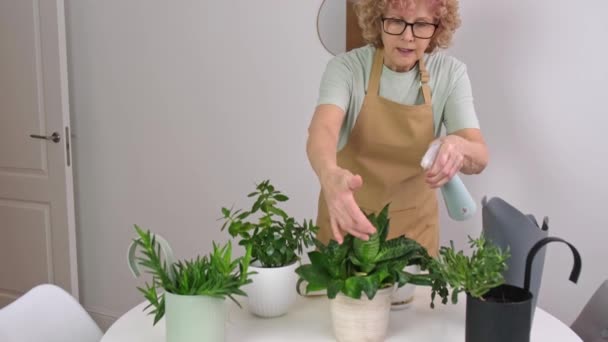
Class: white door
0,0,78,306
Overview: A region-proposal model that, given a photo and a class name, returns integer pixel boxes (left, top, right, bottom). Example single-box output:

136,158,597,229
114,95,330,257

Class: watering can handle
524,237,582,292
127,232,177,282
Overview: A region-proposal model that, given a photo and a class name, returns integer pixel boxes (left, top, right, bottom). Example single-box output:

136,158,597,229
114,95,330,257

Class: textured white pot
330,286,395,342
244,260,299,318
391,264,421,310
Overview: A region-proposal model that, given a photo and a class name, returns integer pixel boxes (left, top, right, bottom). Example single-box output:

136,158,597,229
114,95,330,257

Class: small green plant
130,225,253,325
220,180,318,268
295,204,450,305
432,235,510,303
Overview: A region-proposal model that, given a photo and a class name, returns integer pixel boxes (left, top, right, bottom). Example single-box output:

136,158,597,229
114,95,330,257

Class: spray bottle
420,140,476,221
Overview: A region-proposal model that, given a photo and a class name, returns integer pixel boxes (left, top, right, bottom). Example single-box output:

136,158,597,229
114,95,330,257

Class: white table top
102,287,582,341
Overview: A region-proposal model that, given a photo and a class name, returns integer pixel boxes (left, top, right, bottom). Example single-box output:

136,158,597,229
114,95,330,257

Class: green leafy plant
220,180,318,267
131,225,253,325
431,235,510,303
295,203,450,305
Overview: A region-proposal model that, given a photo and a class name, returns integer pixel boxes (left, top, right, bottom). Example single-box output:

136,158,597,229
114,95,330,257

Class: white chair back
0,284,103,342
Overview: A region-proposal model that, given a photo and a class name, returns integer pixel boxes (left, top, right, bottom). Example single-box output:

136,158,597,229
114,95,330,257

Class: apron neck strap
368,48,385,95
418,57,432,105
369,48,432,105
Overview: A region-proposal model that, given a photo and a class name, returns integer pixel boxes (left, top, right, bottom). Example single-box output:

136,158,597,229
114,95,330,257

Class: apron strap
369,48,432,106
418,57,432,105
368,47,385,95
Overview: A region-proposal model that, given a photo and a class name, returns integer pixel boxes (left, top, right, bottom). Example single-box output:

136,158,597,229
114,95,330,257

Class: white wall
65,0,330,329
65,0,607,329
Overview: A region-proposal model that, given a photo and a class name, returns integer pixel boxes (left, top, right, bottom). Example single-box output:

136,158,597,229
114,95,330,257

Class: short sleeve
442,64,480,134
316,57,353,113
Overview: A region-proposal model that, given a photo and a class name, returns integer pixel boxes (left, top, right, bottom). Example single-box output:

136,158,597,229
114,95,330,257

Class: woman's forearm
448,129,488,175
306,105,345,183
458,138,488,174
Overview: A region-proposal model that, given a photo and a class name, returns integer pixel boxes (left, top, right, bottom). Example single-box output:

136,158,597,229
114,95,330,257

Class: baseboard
0,290,20,308
86,308,118,332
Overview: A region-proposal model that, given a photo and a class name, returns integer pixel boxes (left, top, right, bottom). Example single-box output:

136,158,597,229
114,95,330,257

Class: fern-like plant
431,235,510,303
130,225,253,325
295,203,450,306
220,180,318,267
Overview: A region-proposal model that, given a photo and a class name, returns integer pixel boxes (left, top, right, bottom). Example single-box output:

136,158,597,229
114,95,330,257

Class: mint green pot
165,292,226,342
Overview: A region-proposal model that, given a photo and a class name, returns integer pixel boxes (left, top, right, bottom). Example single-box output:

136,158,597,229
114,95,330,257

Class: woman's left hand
425,135,466,188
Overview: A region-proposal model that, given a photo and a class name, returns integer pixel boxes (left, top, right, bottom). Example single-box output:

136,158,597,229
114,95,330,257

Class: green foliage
221,180,319,267
432,235,510,303
295,203,450,306
131,225,253,325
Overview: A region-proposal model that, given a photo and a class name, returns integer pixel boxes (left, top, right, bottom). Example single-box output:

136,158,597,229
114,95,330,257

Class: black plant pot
465,237,582,342
466,284,533,342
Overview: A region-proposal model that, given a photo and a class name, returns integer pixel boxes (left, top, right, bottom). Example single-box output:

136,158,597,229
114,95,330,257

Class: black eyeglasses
381,17,438,39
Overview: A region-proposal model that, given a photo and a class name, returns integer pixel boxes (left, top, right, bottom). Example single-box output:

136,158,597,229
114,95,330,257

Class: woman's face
381,0,437,72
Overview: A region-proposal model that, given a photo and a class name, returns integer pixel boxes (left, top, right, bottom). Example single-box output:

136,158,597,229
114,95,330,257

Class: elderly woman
306,0,488,256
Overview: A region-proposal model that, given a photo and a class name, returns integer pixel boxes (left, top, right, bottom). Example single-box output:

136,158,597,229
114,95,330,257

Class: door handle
30,132,61,143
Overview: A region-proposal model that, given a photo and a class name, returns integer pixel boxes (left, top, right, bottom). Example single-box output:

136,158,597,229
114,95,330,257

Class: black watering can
465,237,582,342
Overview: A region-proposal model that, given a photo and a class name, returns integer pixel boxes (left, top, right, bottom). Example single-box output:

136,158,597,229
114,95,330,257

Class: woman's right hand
320,167,376,244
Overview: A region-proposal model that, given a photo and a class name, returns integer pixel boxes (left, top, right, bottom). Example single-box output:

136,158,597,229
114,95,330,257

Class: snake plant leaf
348,253,364,267
348,250,375,273
343,277,364,299
327,279,345,299
351,203,392,265
366,212,377,232
353,230,380,264
370,264,392,285
373,236,423,263
306,282,327,294
376,203,390,243
360,275,379,299
308,251,330,272
395,268,412,287
326,239,351,265
360,263,376,274
295,264,331,289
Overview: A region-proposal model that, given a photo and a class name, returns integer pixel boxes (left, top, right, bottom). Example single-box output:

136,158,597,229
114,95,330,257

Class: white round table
102,287,582,341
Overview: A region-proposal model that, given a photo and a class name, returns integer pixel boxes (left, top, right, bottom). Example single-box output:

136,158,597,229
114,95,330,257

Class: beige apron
316,47,439,256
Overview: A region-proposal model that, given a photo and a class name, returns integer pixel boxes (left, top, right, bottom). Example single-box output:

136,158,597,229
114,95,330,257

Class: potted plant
432,235,581,342
220,179,318,317
390,264,421,310
432,234,510,307
295,204,450,342
127,225,253,342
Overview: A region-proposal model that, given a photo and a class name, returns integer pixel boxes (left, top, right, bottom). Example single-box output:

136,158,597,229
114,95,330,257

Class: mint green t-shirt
317,45,480,151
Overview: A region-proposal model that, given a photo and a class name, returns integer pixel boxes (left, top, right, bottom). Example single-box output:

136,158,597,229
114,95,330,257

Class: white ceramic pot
164,292,225,342
330,286,395,342
391,264,421,310
244,260,299,318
